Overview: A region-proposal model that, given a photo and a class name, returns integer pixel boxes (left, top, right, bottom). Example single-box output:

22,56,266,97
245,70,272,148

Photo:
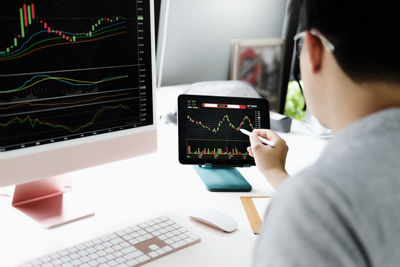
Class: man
249,0,400,266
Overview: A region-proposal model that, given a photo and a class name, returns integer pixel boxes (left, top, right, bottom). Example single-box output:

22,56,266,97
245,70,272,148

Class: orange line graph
0,93,130,110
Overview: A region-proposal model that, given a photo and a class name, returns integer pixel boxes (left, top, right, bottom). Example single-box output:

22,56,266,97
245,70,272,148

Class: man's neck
330,82,400,133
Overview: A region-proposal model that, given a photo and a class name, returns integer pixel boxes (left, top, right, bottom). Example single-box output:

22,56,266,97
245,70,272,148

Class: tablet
178,94,270,166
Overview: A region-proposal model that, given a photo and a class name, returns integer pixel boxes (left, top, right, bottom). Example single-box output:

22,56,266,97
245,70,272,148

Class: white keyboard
21,217,201,267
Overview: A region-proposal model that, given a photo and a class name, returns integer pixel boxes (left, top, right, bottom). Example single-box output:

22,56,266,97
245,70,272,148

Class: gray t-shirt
253,108,400,267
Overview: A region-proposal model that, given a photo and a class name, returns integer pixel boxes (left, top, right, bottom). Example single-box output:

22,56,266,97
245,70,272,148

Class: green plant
284,81,306,121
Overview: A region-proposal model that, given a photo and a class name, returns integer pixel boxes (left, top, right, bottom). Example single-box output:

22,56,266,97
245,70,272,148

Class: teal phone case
194,166,252,192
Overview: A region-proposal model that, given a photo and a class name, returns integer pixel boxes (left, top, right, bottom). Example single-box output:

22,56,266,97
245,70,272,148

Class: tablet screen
178,94,270,166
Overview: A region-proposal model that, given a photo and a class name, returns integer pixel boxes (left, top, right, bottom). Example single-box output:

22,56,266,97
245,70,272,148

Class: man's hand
247,129,289,188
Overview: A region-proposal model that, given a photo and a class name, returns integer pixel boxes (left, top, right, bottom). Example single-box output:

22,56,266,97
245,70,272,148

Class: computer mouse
189,209,238,233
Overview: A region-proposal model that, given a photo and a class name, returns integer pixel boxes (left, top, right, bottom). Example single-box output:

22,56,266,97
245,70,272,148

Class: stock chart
0,0,153,151
184,98,263,161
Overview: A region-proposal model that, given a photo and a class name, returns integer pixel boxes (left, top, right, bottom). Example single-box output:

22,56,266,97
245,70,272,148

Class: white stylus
240,129,275,147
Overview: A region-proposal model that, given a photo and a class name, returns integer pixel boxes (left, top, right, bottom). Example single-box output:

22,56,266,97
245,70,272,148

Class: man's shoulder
254,169,367,267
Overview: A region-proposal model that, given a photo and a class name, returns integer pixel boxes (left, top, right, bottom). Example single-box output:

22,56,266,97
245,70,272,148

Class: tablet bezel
178,94,270,167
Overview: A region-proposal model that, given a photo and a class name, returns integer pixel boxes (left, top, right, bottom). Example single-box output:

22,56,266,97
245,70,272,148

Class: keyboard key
60,256,71,263
149,251,159,258
156,248,166,255
92,238,102,245
69,253,80,259
78,250,88,256
137,255,151,263
103,241,112,248
184,237,194,243
179,233,188,239
149,244,160,250
120,242,130,248
58,250,69,256
139,222,148,228
88,260,98,266
116,230,127,236
113,244,122,251
81,256,91,263
71,259,82,265
107,260,119,267
121,246,137,255
172,240,187,248
105,254,115,260
111,238,122,245
53,259,62,265
159,217,168,222
163,245,173,252
129,238,139,245
129,226,140,231
96,250,107,257
115,257,125,264
97,257,107,263
165,238,174,244
126,259,139,266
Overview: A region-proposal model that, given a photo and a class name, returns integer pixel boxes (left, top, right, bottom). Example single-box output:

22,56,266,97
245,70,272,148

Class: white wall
157,0,288,86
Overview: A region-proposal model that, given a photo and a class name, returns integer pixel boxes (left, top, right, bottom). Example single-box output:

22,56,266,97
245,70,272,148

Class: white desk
0,95,327,267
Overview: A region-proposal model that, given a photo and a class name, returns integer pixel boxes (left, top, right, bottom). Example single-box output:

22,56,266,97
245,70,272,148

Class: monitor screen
1,0,153,151
0,0,157,187
178,95,270,167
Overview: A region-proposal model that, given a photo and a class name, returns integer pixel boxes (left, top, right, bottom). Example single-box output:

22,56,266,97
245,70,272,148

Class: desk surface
0,96,328,267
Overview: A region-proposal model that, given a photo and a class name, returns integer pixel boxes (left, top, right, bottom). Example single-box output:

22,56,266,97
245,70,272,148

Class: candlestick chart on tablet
178,95,270,166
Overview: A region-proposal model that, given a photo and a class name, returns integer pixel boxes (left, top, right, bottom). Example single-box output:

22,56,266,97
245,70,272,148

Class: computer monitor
0,0,157,228
279,0,302,114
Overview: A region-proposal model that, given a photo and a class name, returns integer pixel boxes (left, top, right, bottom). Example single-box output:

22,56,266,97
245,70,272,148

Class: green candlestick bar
27,5,32,25
19,8,25,38
14,38,18,47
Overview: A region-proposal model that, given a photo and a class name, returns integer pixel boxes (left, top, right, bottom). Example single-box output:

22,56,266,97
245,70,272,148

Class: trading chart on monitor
0,0,153,151
183,97,268,162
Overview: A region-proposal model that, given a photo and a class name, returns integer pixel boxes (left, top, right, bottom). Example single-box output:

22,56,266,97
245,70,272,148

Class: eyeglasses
294,29,335,58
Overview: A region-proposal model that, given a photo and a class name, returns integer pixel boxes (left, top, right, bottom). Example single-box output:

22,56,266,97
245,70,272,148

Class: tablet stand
194,165,252,192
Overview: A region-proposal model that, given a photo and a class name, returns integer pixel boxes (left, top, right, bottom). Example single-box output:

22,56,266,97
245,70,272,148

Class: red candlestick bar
31,4,35,19
23,4,28,27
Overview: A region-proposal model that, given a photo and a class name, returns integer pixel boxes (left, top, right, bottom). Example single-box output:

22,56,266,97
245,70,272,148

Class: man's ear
304,31,324,73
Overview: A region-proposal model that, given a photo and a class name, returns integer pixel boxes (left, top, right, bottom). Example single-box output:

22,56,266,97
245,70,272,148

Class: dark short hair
300,0,400,84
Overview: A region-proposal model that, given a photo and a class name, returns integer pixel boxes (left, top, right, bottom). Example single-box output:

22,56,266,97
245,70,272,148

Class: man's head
297,0,400,131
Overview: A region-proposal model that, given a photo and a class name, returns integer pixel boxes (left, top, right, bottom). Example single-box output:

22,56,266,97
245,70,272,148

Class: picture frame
230,38,284,112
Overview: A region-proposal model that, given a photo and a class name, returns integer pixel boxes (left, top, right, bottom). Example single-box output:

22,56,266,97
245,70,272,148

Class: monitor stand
12,176,94,229
194,165,252,192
